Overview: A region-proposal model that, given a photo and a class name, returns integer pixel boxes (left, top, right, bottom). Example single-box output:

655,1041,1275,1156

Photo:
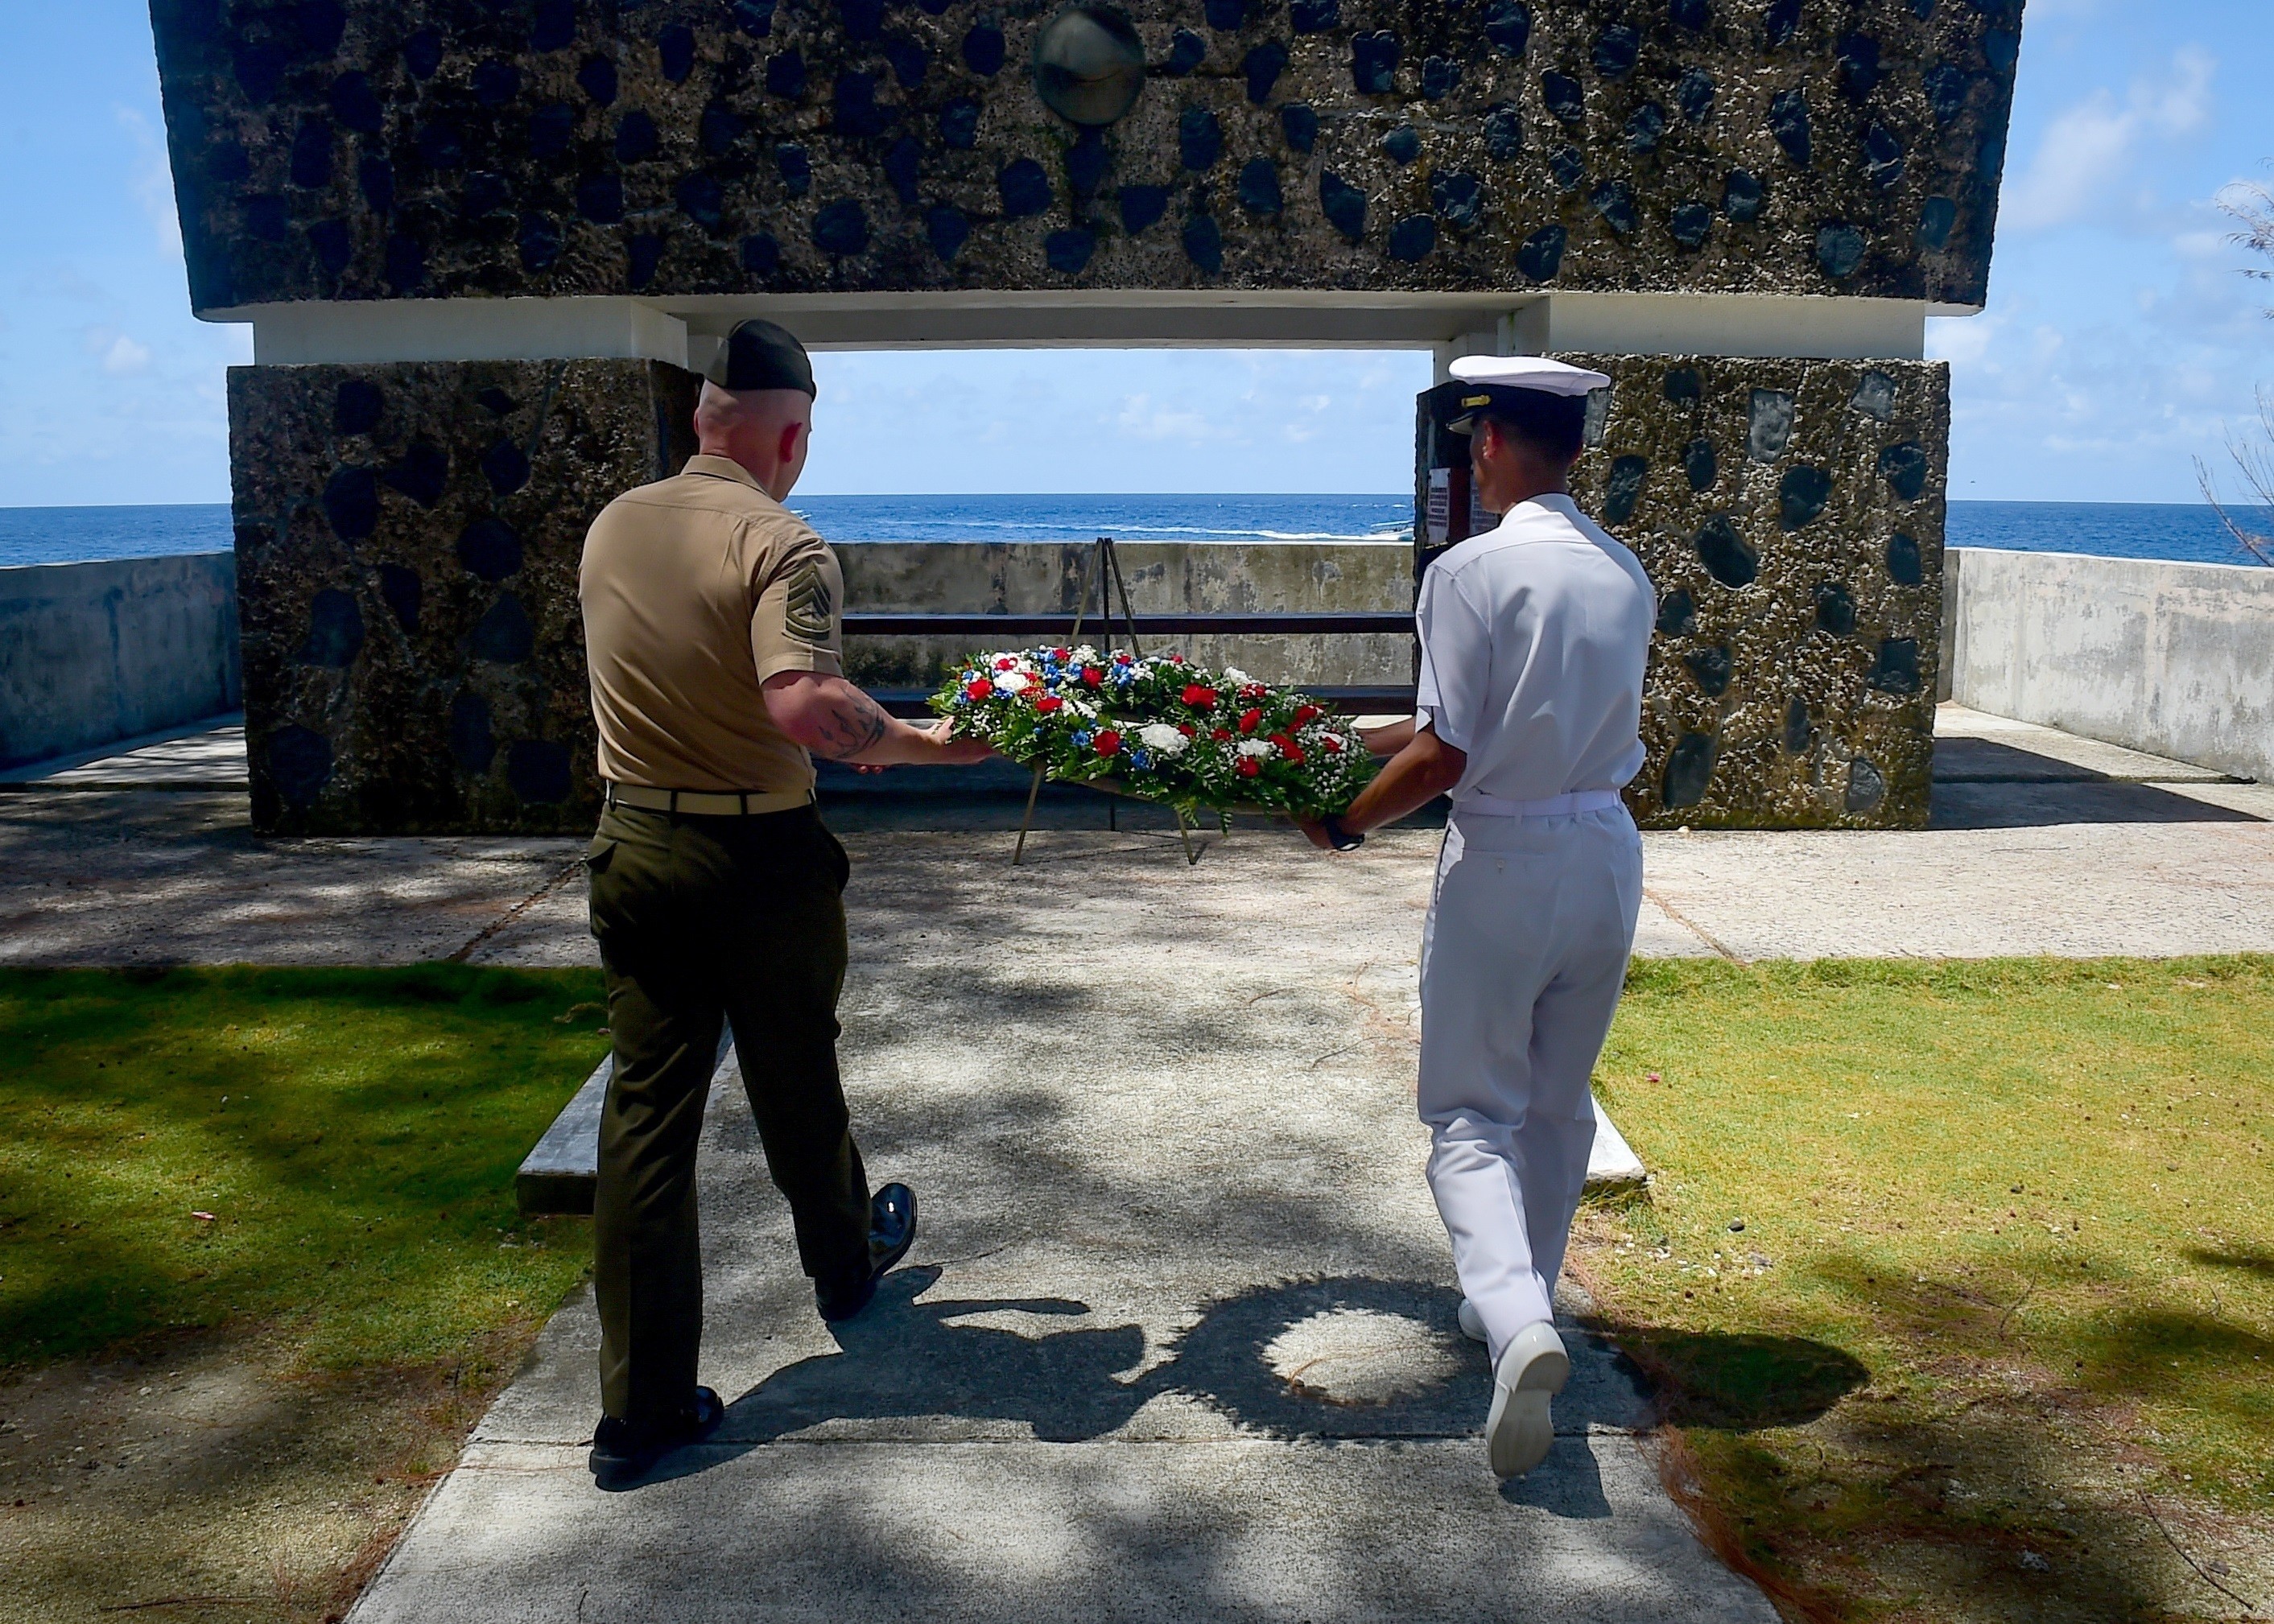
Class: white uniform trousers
1418,804,1644,1366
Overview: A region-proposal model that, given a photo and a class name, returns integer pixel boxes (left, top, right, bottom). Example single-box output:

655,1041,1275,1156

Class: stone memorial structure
148,0,2021,833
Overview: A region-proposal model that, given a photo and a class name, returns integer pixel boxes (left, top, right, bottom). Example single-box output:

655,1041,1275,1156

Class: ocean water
1945,501,2272,568
2,496,2268,569
0,504,234,569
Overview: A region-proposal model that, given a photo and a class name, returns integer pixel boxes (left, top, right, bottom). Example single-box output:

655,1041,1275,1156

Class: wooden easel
1011,537,1206,868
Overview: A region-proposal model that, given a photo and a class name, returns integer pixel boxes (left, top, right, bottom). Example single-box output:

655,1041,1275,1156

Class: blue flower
1131,749,1153,769
1070,729,1093,748
1044,673,1061,687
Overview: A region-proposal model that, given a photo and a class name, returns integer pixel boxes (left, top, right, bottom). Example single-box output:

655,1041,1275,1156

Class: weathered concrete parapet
1946,549,2274,785
1417,351,1943,826
229,359,696,833
0,554,242,771
151,0,2015,313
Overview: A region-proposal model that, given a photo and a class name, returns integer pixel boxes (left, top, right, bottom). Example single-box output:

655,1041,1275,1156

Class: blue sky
0,0,2266,505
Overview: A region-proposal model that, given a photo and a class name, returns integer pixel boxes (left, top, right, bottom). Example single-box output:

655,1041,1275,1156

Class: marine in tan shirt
577,320,988,1489
580,453,847,800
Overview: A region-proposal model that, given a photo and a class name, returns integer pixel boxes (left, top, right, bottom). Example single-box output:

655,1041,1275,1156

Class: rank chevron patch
782,560,835,641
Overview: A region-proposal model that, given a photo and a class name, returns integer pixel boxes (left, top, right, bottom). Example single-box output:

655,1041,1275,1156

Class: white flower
1222,666,1253,685
1236,739,1274,760
1070,645,1100,665
1137,723,1190,756
994,671,1032,694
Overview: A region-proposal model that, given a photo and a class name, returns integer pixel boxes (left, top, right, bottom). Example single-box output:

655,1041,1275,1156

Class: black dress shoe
588,1386,724,1489
815,1182,918,1323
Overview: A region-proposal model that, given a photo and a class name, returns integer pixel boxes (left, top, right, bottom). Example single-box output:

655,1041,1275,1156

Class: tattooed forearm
807,685,893,760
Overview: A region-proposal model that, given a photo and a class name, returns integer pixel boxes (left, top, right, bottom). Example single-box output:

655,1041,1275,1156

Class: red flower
1238,708,1263,734
1294,704,1323,725
1114,653,1133,666
1035,695,1064,714
1051,646,1071,662
1182,684,1219,708
994,656,1017,671
1270,733,1306,765
1238,682,1268,702
1168,653,1186,664
1177,723,1196,736
1083,666,1105,686
1236,757,1261,777
964,679,993,702
1323,735,1345,754
1094,730,1121,756
1211,728,1232,742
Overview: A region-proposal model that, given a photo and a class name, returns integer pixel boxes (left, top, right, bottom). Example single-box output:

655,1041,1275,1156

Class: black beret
705,319,815,396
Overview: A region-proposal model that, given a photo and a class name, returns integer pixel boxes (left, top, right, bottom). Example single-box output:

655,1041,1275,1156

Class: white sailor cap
1443,355,1612,433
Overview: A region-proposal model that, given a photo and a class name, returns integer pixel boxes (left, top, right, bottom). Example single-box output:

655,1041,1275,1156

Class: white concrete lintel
237,295,691,368
221,289,1934,370
1529,291,1929,361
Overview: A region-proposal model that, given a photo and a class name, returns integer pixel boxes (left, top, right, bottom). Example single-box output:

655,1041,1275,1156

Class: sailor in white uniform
1301,354,1655,1479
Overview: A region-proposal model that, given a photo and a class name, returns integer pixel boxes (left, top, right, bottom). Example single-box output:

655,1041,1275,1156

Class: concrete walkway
354,825,1773,1624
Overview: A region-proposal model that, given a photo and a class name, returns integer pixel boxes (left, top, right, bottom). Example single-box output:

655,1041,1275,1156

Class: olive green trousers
585,802,870,1426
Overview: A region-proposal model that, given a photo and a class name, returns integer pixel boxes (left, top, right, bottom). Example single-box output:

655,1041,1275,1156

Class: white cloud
82,325,153,376
2003,47,2216,232
115,106,183,258
1114,393,1219,443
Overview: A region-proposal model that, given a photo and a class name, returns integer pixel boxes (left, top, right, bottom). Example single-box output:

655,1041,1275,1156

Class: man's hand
1297,724,1467,853
918,716,996,765
762,673,996,768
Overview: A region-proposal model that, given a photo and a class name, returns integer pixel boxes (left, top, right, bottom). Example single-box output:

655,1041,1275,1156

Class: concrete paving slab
0,790,580,967
1934,703,2246,784
1643,814,2274,960
0,714,247,789
353,1434,1764,1624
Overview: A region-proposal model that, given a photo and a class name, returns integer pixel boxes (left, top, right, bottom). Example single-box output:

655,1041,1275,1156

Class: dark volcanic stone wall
152,0,2017,310
1561,352,1945,829
229,359,698,834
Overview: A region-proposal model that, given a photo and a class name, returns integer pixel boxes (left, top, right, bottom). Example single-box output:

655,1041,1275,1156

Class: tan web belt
605,781,814,817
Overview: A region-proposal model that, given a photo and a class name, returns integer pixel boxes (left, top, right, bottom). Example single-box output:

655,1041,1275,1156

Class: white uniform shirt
1414,493,1657,806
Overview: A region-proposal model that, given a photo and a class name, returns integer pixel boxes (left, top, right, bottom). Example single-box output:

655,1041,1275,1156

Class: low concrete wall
0,553,242,770
1944,547,2274,781
835,540,1415,693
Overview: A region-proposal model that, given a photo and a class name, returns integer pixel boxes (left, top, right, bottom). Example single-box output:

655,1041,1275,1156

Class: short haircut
1471,392,1587,462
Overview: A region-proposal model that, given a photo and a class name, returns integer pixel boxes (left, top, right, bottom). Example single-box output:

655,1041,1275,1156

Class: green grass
1584,954,2274,1619
0,965,609,1371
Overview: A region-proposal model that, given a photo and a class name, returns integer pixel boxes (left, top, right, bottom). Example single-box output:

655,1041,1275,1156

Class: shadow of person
726,1266,1153,1445
610,1272,1670,1495
1500,1437,1614,1519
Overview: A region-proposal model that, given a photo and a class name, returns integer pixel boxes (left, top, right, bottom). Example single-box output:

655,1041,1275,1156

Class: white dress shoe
1457,1297,1487,1344
1485,1321,1570,1480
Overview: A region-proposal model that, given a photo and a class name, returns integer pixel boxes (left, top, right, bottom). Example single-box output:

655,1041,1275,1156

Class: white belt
1455,788,1624,819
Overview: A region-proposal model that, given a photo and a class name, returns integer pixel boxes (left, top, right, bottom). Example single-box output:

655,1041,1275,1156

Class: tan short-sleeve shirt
579,455,843,796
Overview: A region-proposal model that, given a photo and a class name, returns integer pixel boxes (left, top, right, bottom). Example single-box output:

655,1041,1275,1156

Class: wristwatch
1320,814,1365,851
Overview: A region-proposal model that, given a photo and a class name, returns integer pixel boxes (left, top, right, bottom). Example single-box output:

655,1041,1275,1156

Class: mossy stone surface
152,0,2018,310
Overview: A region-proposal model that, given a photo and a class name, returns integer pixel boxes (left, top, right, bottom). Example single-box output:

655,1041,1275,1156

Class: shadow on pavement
1930,740,2258,830
610,1273,1670,1494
